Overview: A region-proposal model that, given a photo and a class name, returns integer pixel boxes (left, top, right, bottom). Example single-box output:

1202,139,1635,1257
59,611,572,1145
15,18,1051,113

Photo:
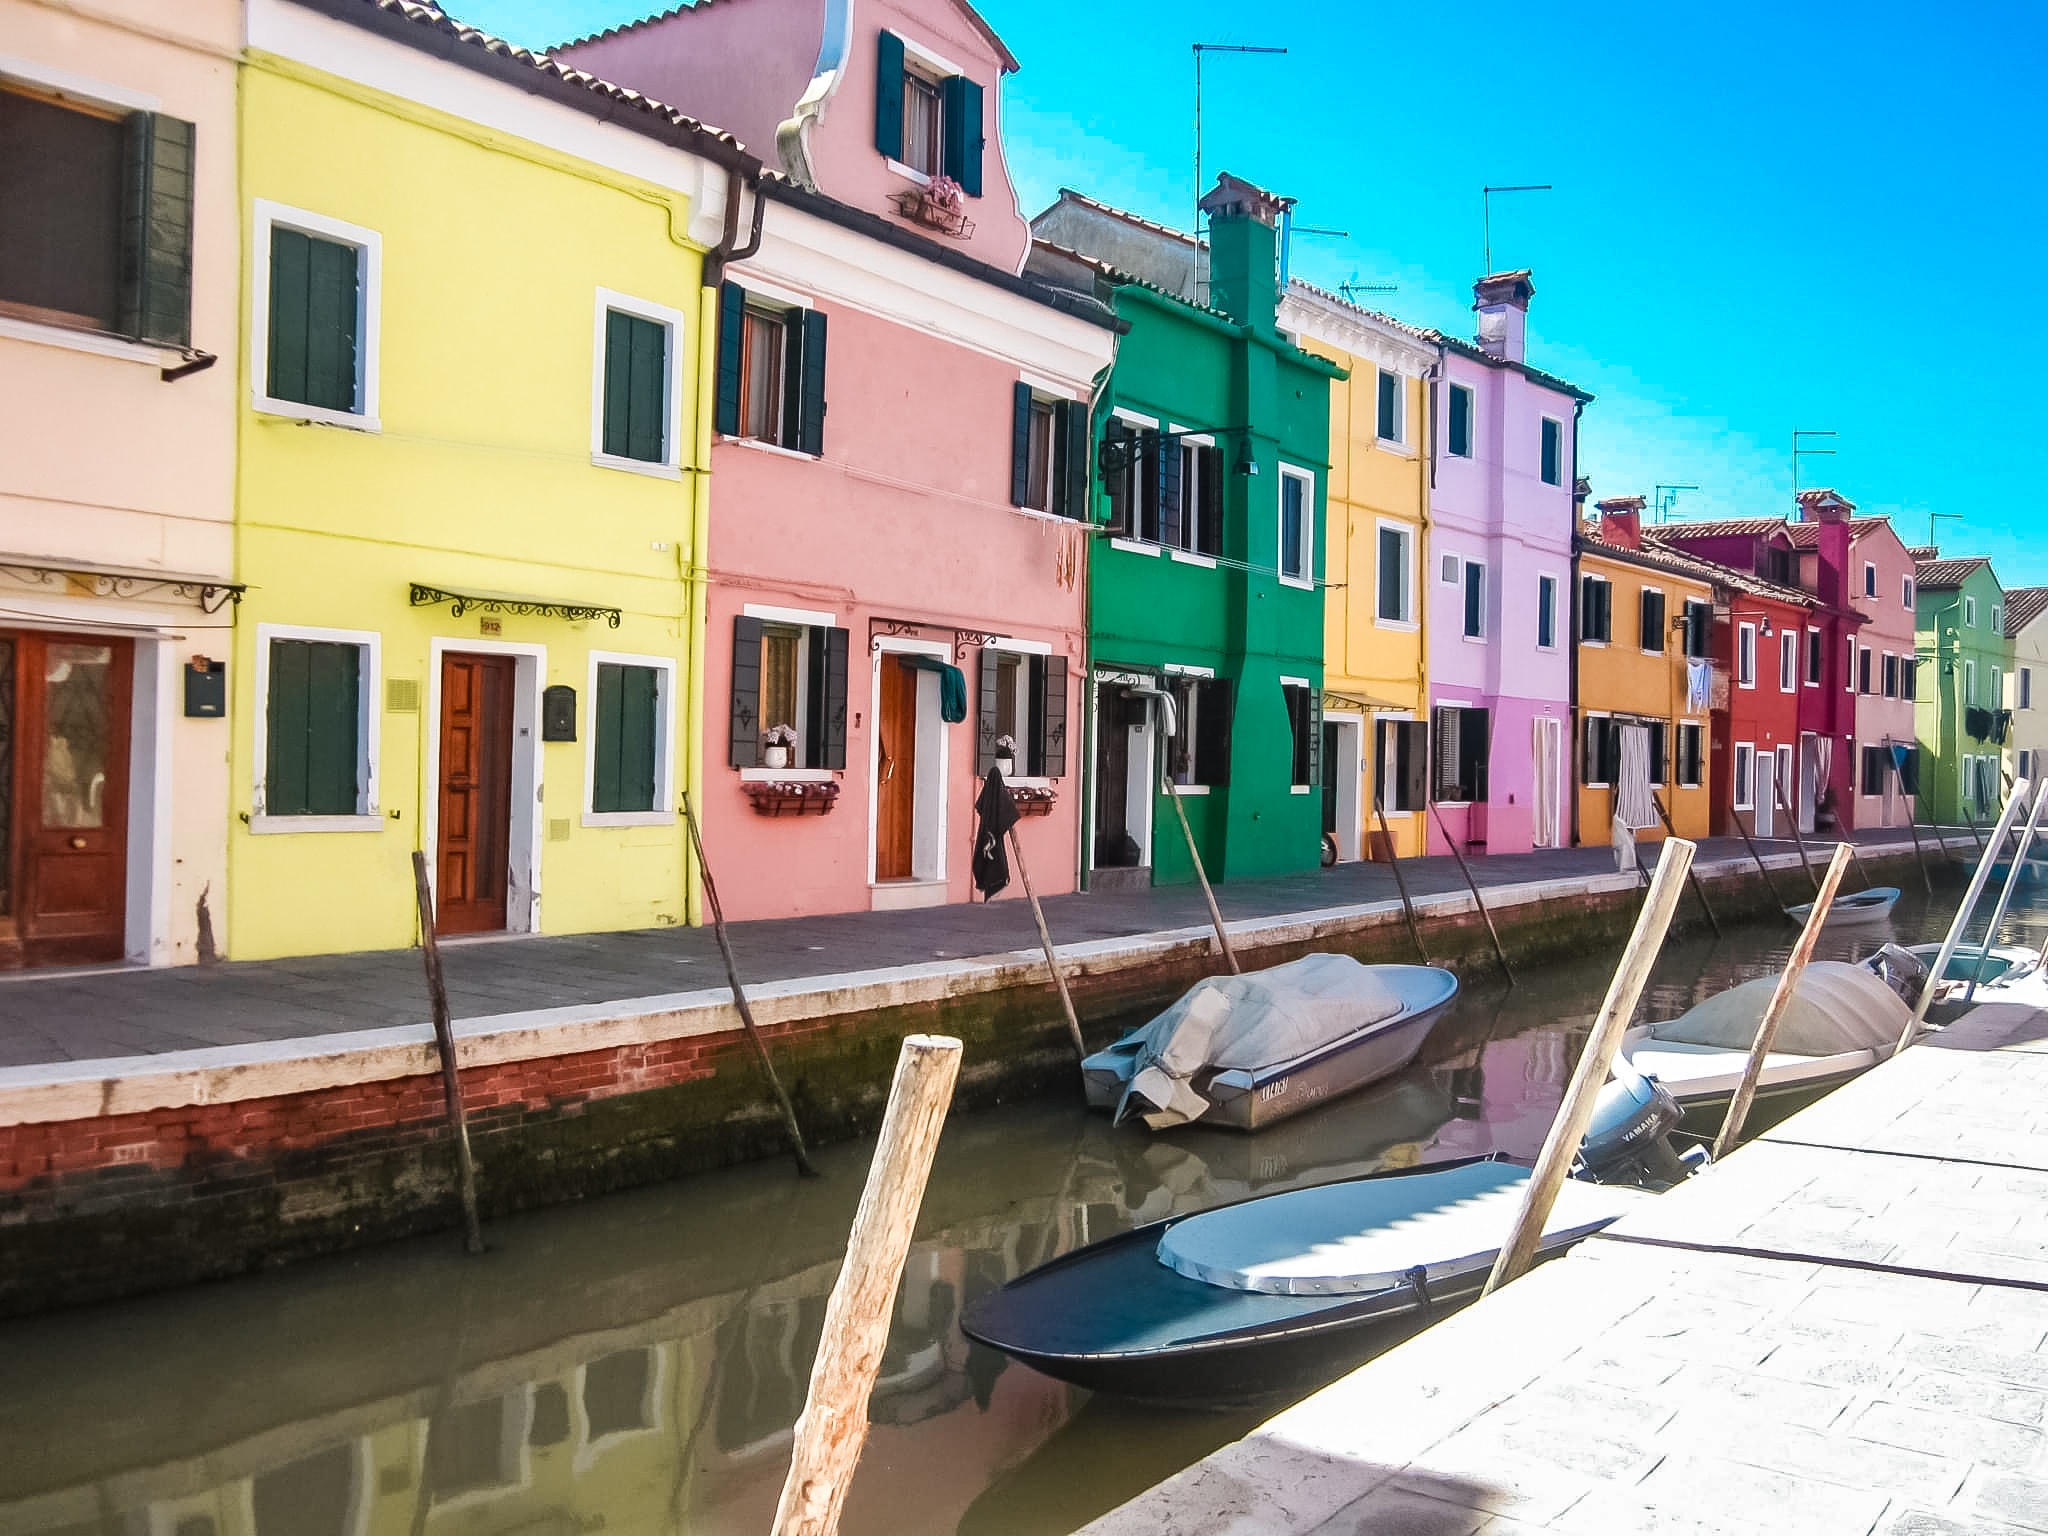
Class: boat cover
1117,953,1406,1129
1648,961,1907,1056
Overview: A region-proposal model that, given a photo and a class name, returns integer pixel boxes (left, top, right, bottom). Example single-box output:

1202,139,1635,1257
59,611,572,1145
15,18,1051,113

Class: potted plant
763,723,797,769
993,733,1018,778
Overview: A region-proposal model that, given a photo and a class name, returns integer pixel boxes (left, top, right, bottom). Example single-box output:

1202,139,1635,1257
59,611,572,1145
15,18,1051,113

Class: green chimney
1198,173,1290,333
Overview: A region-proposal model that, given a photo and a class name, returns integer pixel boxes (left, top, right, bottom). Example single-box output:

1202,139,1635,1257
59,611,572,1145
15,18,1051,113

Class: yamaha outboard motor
1575,1066,1700,1189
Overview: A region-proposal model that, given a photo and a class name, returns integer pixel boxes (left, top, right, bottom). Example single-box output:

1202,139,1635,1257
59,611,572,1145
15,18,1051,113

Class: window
1681,600,1713,659
977,645,1070,779
716,282,826,455
1009,384,1090,520
1376,718,1430,812
1162,669,1230,788
1806,627,1822,686
1282,680,1319,788
1433,704,1491,802
1640,588,1666,653
1447,383,1473,457
1376,524,1414,625
1903,576,1915,608
1861,745,1888,796
1579,574,1612,643
1278,466,1314,587
1677,722,1704,788
594,291,684,472
1737,623,1757,687
1537,574,1558,650
1766,546,1795,585
730,612,850,770
1965,659,1978,707
587,655,675,821
1904,656,1918,699
1647,721,1668,785
253,201,380,427
1897,746,1920,794
1441,553,1461,584
1965,596,1978,628
1462,560,1485,639
873,32,984,194
2024,667,2035,710
1994,606,2004,634
1581,715,1620,787
1779,629,1797,692
1376,370,1404,445
1863,562,1877,598
1992,665,2002,710
1858,645,1873,695
0,81,194,346
584,1350,653,1441
1539,417,1563,486
256,628,378,825
1167,434,1225,554
1102,415,1158,540
1733,742,1755,809
1882,652,1899,699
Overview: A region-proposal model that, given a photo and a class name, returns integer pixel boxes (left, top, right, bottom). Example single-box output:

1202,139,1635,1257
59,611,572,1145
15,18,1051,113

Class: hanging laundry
1617,724,1656,830
1686,658,1714,713
972,766,1019,900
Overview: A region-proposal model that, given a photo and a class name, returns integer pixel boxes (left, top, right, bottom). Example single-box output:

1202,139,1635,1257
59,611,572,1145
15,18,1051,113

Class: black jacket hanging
972,766,1020,900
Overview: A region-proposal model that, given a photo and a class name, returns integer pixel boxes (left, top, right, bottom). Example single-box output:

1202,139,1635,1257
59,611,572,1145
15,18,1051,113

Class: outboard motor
1575,1068,1699,1189
1867,942,1930,1005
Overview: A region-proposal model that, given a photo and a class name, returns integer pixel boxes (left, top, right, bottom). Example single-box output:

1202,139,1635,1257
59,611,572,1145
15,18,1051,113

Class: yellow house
230,0,758,958
1574,499,1715,846
1279,282,1435,859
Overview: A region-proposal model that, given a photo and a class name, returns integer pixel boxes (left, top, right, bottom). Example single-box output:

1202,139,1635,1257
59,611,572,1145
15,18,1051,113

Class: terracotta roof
1915,556,1992,592
1638,534,1817,607
2006,587,2048,636
1426,330,1593,403
1574,532,1720,591
1906,546,1939,561
1285,278,1435,346
301,0,753,166
1782,517,1891,548
1657,516,1790,540
556,0,1021,71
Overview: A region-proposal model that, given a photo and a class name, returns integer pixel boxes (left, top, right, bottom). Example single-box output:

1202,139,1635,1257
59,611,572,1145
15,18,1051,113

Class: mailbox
184,657,226,718
541,683,577,741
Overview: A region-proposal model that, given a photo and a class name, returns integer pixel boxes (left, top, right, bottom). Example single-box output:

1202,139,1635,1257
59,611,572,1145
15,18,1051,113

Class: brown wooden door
875,656,917,880
1,632,133,969
436,653,516,934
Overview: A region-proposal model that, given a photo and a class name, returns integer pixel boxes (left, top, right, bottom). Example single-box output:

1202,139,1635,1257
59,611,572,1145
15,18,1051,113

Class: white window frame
1538,415,1564,486
1374,368,1407,449
1461,558,1487,641
1966,596,1978,628
589,287,687,479
739,602,837,783
1732,742,1755,810
1582,709,1614,788
2023,666,2034,711
1779,628,1797,693
1373,518,1416,630
1776,744,1794,813
985,638,1054,789
1446,382,1474,459
1280,675,1316,791
1161,661,1216,794
250,622,383,833
1966,658,1978,708
1677,720,1705,789
1277,464,1316,590
1992,665,2002,712
1903,576,1915,609
249,199,382,432
582,650,679,827
1106,407,1162,558
1805,625,1822,687
1440,552,1462,585
1637,584,1668,655
1737,622,1757,688
1863,561,1877,599
1167,426,1221,566
1537,571,1560,652
1994,606,2004,635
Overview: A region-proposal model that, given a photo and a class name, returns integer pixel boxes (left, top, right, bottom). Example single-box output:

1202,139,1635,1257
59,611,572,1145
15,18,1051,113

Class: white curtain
1618,724,1655,830
1532,716,1562,847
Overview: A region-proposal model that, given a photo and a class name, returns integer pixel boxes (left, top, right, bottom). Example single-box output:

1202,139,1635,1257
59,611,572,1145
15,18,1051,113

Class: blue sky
468,0,2047,585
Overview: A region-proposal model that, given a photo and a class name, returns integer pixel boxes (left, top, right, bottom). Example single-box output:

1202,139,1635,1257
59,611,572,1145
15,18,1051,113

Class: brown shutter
729,615,763,767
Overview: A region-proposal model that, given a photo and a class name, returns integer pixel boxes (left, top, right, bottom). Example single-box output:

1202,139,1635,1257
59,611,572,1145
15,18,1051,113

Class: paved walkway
0,828,1957,1070
1082,999,2048,1535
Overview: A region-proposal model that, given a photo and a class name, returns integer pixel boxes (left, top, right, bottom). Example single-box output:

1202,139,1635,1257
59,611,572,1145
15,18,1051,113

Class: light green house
1914,554,2012,824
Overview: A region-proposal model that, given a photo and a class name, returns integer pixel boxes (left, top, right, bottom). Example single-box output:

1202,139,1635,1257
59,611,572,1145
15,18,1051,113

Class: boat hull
1210,1002,1449,1131
1785,886,1900,926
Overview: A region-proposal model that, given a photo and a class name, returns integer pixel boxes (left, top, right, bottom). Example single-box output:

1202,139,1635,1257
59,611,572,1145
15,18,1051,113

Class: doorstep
869,878,949,912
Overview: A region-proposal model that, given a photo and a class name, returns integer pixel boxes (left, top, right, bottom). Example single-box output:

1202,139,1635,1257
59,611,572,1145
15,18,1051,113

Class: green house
1030,176,1340,889
1914,554,2012,824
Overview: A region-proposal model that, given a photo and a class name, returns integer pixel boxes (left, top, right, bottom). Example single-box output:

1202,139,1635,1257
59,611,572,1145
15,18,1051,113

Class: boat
962,1072,1690,1403
1784,884,1900,926
1079,953,1459,1132
1905,941,2042,1014
1621,949,1921,1138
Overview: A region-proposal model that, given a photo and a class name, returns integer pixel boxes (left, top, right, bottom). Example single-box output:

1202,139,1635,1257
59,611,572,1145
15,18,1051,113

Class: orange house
1573,500,1716,846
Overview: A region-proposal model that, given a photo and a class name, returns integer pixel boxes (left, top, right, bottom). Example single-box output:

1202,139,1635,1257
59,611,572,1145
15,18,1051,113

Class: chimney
1595,494,1645,550
1473,270,1534,363
1796,487,1854,525
1198,172,1290,335
1797,490,1855,606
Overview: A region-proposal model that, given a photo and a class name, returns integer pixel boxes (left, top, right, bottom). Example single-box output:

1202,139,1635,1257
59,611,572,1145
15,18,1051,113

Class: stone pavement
1080,1001,2048,1535
0,828,1958,1070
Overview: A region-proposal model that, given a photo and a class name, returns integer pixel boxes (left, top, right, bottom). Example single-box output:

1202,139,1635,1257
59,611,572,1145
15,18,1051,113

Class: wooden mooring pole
772,1035,962,1536
681,793,818,1177
1006,824,1087,1062
1773,772,1821,895
1650,791,1720,938
1716,841,1852,1159
1166,775,1240,975
1373,792,1429,963
1483,837,1694,1297
410,850,485,1256
1730,805,1786,911
1427,801,1514,983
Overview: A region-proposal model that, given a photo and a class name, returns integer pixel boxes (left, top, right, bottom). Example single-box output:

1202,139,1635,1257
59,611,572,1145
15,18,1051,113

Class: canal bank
0,834,1963,1313
1079,997,2048,1535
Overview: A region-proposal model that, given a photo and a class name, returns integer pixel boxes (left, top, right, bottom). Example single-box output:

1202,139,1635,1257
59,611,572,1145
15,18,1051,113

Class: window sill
1581,639,1608,649
1009,503,1083,527
1374,617,1419,632
253,396,380,433
249,813,383,835
741,767,835,784
582,810,674,828
1108,537,1160,557
1168,549,1219,569
0,314,182,367
1006,775,1054,790
1289,785,1313,795
1164,783,1211,796
719,433,819,463
1461,633,1487,644
1374,439,1416,458
1280,575,1315,591
885,158,935,187
591,452,682,481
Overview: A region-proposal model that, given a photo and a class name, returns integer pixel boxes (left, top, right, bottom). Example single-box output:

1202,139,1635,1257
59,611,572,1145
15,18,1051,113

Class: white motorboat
1785,885,1899,926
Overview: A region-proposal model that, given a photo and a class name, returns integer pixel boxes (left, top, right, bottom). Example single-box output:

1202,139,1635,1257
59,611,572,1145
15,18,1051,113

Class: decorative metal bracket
0,560,244,614
409,583,621,628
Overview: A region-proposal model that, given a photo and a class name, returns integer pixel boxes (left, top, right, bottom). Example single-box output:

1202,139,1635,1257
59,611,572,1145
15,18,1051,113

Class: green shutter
976,649,1002,774
1010,382,1034,506
119,112,195,347
1448,384,1471,455
797,308,828,457
602,309,666,462
265,637,310,815
1376,372,1397,440
874,31,905,160
266,639,359,816
941,75,984,195
1060,399,1090,520
730,615,763,768
594,664,658,813
268,226,358,412
714,281,745,437
818,626,850,770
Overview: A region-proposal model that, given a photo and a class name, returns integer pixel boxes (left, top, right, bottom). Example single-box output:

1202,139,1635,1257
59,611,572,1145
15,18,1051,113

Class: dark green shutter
1195,678,1232,787
941,75,984,195
976,649,1002,775
266,638,310,815
266,638,359,816
1542,418,1561,485
1376,372,1398,440
1060,399,1090,520
268,225,358,413
119,112,194,347
714,281,745,437
1306,687,1324,791
1399,720,1428,811
729,615,763,768
593,664,659,812
781,311,806,449
819,626,850,770
1155,429,1181,536
797,308,827,457
603,310,666,462
1009,381,1034,507
1642,589,1665,651
1101,418,1130,534
874,31,905,160
1041,654,1068,778
1449,384,1471,455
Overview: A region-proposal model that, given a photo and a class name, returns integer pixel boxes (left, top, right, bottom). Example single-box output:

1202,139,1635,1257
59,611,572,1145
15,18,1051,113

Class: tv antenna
1339,270,1398,302
1482,184,1551,273
1927,510,1962,549
1791,429,1836,500
1653,483,1700,524
1193,42,1285,298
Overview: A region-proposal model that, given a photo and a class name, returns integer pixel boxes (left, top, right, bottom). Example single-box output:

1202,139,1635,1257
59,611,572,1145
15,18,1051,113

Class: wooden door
1092,681,1132,867
436,653,516,934
1,632,133,968
875,656,917,881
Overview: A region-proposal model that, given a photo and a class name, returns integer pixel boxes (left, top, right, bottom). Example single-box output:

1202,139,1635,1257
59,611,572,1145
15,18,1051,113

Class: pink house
1425,274,1589,854
559,0,1118,919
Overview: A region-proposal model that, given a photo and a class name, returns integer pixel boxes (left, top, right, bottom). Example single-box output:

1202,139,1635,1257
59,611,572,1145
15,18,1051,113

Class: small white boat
1081,953,1459,1132
1785,885,1900,926
1905,942,2042,1010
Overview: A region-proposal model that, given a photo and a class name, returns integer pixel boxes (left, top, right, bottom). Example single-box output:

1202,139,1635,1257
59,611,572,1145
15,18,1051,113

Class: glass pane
42,643,112,829
994,654,1020,744
760,628,800,741
903,75,941,175
1281,478,1303,576
742,311,783,442
1025,403,1053,510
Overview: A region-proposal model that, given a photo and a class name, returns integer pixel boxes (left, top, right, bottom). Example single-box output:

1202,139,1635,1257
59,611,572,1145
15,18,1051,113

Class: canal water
2,876,2034,1536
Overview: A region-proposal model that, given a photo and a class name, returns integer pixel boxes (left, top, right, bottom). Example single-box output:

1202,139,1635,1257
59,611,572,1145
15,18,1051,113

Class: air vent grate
386,678,421,713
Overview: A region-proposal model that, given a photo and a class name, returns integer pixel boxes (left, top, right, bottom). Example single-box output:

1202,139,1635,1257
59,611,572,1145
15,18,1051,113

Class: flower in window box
926,174,964,212
993,733,1018,777
763,722,798,769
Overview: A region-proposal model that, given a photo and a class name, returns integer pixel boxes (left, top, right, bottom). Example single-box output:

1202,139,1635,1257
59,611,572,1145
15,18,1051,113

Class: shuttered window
1162,672,1230,788
1640,588,1666,652
1447,383,1473,458
1538,574,1558,649
716,283,826,455
1540,417,1563,486
1462,560,1485,638
1377,719,1429,813
1582,716,1621,787
1284,683,1320,790
601,309,668,464
266,638,362,816
729,615,849,770
1377,526,1412,623
1580,575,1612,642
1682,600,1713,659
1433,705,1490,802
975,648,1070,778
873,31,984,194
591,663,660,813
1009,386,1091,519
1375,370,1402,443
267,225,360,414
1678,723,1704,788
1279,469,1313,584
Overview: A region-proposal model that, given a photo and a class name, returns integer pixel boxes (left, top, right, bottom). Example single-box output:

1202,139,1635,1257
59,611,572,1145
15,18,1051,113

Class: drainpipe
682,165,765,925
1568,546,1581,848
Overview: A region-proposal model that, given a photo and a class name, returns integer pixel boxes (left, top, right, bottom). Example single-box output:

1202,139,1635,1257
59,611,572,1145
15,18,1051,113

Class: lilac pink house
1425,273,1589,854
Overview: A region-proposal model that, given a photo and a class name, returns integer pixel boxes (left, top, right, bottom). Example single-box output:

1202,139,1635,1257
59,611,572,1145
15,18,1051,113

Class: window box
1011,784,1057,818
742,779,841,817
890,184,975,238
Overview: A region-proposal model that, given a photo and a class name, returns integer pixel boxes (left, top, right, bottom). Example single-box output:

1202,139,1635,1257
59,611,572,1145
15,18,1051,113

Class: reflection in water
3,880,2027,1536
